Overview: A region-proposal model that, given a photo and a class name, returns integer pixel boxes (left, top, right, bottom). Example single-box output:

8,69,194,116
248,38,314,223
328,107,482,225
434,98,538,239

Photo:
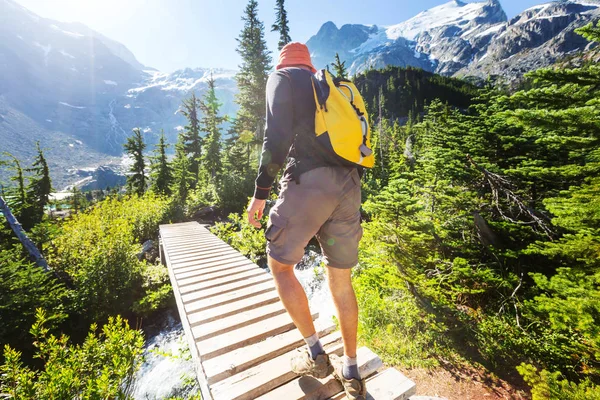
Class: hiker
247,42,367,400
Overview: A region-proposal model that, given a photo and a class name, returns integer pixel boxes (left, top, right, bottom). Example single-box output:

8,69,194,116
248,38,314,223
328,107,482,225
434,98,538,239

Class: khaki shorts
265,166,363,269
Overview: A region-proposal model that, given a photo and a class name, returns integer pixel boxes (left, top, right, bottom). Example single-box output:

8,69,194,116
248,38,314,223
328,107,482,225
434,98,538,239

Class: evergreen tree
25,142,52,227
234,0,272,141
1,153,29,226
180,92,203,185
149,132,172,196
271,0,292,51
332,53,348,79
200,74,226,183
123,128,147,196
170,133,193,205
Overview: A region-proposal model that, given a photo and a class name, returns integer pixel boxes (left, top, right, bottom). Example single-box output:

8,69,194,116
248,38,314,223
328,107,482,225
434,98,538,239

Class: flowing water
132,250,336,399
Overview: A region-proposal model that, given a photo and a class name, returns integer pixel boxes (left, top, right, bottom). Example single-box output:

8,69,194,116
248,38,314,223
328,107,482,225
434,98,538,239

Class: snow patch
104,80,118,86
59,49,75,59
414,49,421,59
475,23,505,37
50,24,84,38
75,140,83,145
124,104,131,109
386,0,487,41
69,143,74,148
59,102,86,109
34,42,52,66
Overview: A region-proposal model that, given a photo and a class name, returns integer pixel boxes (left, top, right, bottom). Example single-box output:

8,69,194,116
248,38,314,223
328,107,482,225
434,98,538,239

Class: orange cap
276,42,317,74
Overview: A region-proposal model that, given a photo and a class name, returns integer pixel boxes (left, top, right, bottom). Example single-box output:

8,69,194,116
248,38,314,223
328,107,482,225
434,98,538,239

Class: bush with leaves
211,211,268,266
0,309,144,400
0,249,68,354
46,194,172,321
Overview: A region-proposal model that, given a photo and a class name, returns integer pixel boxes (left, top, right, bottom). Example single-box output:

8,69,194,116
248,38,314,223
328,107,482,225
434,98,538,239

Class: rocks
138,239,158,262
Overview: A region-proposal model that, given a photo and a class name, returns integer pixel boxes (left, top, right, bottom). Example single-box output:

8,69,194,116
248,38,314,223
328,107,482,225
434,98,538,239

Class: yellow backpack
311,69,374,168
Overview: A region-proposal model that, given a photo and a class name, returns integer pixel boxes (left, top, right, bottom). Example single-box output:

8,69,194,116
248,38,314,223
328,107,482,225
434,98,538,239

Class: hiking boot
290,347,333,379
330,354,367,400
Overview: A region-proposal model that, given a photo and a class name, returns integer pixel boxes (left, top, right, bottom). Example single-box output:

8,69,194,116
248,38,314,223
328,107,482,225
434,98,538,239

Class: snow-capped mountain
0,0,238,188
307,0,600,79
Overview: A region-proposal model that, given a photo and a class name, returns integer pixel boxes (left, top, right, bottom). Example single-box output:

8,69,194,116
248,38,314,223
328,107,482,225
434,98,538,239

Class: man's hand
247,198,266,228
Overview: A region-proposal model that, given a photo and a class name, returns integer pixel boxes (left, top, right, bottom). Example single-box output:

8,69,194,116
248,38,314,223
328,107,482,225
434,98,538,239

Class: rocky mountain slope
0,0,237,188
307,0,600,80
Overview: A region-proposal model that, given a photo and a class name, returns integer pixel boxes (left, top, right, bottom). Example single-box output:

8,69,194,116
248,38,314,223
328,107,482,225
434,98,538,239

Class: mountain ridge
306,0,599,80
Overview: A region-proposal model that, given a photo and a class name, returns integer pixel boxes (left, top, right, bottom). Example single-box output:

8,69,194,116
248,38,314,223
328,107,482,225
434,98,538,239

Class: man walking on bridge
247,42,366,400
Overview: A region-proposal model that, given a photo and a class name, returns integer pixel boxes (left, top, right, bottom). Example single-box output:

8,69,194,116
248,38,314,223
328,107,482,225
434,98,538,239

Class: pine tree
171,133,193,205
271,0,292,51
1,153,29,225
25,142,52,227
200,74,226,183
234,0,272,142
180,92,203,185
332,53,348,79
123,128,147,196
149,132,172,196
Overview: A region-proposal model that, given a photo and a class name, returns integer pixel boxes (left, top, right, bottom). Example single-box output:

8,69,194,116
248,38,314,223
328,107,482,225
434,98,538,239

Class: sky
15,0,545,73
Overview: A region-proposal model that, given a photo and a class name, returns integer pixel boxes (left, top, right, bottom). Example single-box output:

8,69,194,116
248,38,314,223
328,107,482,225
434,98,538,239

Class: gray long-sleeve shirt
254,67,354,199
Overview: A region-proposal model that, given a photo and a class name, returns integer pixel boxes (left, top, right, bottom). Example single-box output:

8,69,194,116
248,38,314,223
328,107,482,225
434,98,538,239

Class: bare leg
269,256,316,338
327,266,358,358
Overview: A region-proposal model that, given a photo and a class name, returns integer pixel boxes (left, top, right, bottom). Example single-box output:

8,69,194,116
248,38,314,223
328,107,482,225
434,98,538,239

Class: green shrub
211,211,267,265
0,309,144,399
518,363,600,400
0,249,68,352
47,194,172,320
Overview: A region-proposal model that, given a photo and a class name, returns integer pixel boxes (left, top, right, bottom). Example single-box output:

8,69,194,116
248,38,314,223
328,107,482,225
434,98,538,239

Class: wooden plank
255,347,383,400
175,258,255,278
184,280,276,313
163,235,222,244
172,253,249,269
330,368,416,400
179,268,268,294
204,319,337,385
211,333,343,400
196,311,319,361
181,274,273,304
192,300,287,341
169,247,240,263
164,239,224,250
165,235,225,247
167,244,234,258
187,290,281,327
177,263,258,285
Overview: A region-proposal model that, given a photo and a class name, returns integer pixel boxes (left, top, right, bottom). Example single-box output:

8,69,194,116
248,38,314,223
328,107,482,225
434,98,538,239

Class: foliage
211,211,268,265
149,132,173,196
271,0,291,51
199,73,226,185
234,0,272,141
353,65,478,119
46,194,172,321
0,309,144,400
124,128,147,196
180,93,203,183
24,142,52,228
331,53,348,79
518,363,600,400
0,249,68,353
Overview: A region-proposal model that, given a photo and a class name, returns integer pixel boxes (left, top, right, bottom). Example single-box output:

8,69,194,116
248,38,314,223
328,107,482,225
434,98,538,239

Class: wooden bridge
159,221,417,400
